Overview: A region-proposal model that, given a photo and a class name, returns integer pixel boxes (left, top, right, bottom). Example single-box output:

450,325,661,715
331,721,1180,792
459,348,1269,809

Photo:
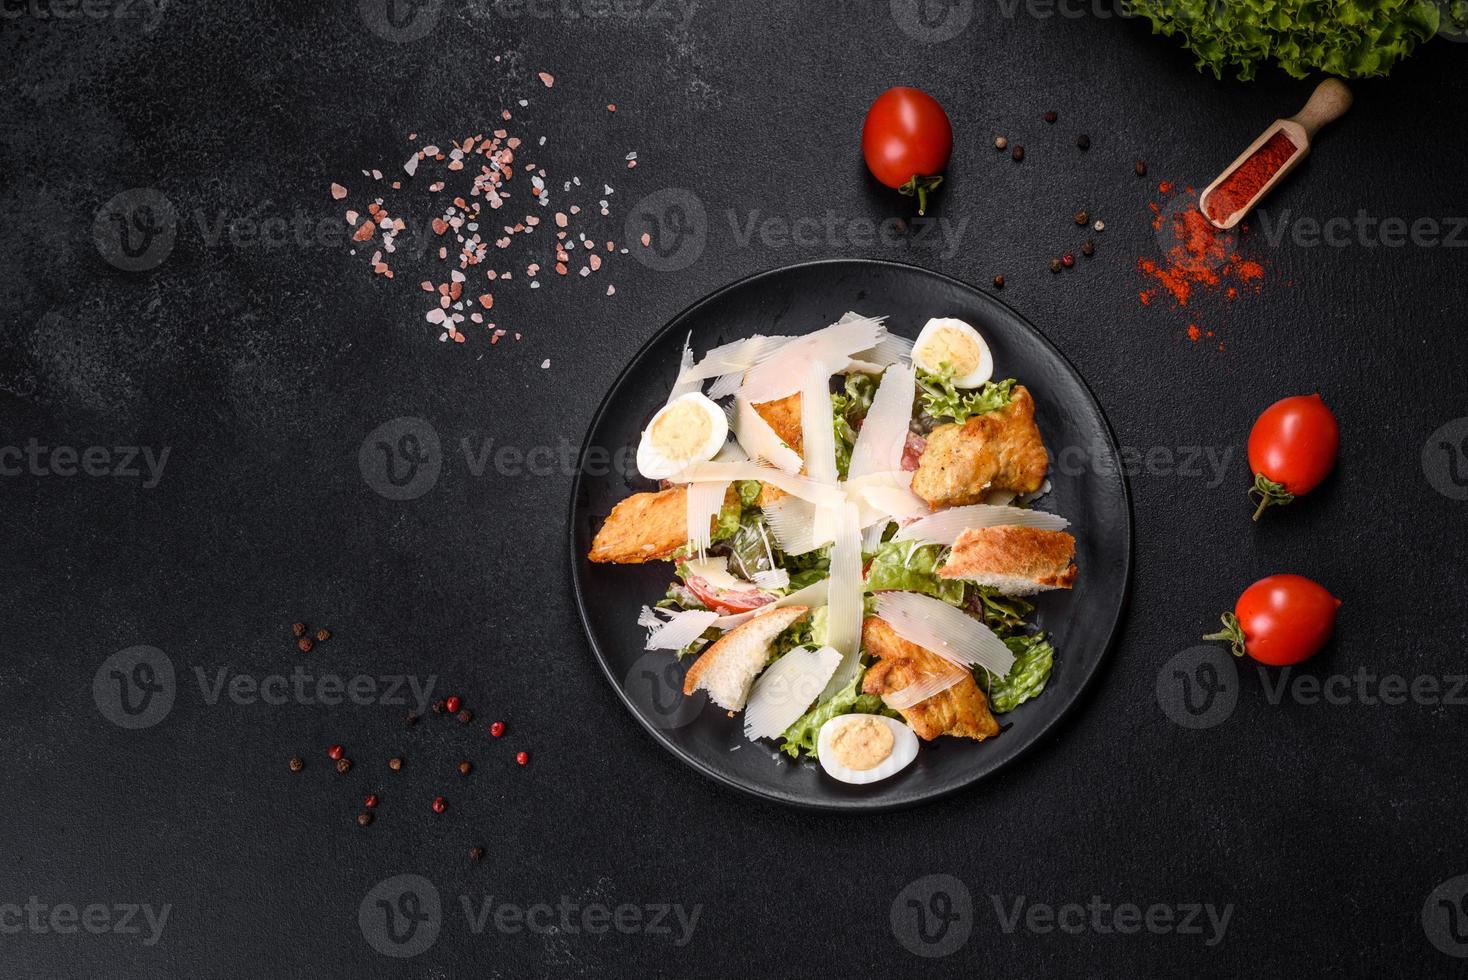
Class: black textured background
3,1,1467,976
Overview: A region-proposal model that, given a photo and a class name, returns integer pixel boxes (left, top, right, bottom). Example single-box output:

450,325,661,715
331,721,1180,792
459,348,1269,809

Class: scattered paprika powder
1137,181,1274,348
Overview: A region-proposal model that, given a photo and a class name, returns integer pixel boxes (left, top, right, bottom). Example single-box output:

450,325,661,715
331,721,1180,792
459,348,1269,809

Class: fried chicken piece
910,385,1049,507
588,485,738,564
860,617,999,742
939,526,1077,595
587,487,689,563
755,482,788,508
752,393,803,455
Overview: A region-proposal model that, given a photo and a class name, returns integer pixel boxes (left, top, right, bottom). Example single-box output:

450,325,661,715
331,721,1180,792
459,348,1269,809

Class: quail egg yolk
924,327,981,378
829,716,895,771
649,401,713,462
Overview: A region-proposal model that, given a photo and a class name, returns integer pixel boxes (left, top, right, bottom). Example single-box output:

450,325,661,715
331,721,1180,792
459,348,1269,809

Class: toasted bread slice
682,605,809,711
861,616,998,741
911,385,1048,507
938,525,1076,595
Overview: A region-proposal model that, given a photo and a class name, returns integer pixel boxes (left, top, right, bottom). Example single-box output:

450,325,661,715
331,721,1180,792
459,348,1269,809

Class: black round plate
569,259,1131,811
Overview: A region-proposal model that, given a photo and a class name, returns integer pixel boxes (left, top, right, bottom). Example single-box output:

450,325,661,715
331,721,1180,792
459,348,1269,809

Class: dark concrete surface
2,1,1467,975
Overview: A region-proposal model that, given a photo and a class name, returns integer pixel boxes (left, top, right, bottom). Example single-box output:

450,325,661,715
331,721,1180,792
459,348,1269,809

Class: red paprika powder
1204,131,1299,224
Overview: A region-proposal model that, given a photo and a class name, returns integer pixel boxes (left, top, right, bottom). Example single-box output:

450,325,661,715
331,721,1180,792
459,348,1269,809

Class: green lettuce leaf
832,374,877,479
1119,0,1440,80
711,480,766,544
865,539,966,607
917,370,1015,425
981,633,1055,713
973,587,1034,637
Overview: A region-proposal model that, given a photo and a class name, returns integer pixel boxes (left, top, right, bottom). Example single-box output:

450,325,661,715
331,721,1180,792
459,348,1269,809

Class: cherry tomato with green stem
862,87,952,216
1247,394,1339,520
1204,574,1341,666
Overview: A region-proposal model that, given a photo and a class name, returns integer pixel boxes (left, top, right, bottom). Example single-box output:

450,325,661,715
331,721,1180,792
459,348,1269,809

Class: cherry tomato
1205,574,1341,666
1247,394,1339,520
862,87,953,216
685,576,775,616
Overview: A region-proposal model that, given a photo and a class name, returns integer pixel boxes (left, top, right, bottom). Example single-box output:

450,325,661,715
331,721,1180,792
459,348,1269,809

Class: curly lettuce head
1121,0,1443,80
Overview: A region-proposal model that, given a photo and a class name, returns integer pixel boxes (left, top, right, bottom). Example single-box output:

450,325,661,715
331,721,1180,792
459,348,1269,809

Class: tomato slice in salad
684,576,776,615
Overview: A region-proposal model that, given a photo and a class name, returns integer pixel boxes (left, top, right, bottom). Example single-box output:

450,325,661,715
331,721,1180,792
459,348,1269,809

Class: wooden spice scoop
1199,78,1353,230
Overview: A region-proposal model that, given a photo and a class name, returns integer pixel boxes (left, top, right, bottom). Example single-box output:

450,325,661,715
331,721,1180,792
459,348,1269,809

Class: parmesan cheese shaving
742,645,842,741
819,502,866,701
763,495,822,555
799,361,838,484
740,317,884,402
893,504,1070,546
882,666,968,710
684,556,750,591
683,334,792,382
862,520,890,553
847,363,915,479
873,591,1015,676
665,331,701,402
733,395,802,473
855,331,915,367
856,483,932,521
751,568,790,591
644,609,719,650
679,461,846,506
685,480,730,553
